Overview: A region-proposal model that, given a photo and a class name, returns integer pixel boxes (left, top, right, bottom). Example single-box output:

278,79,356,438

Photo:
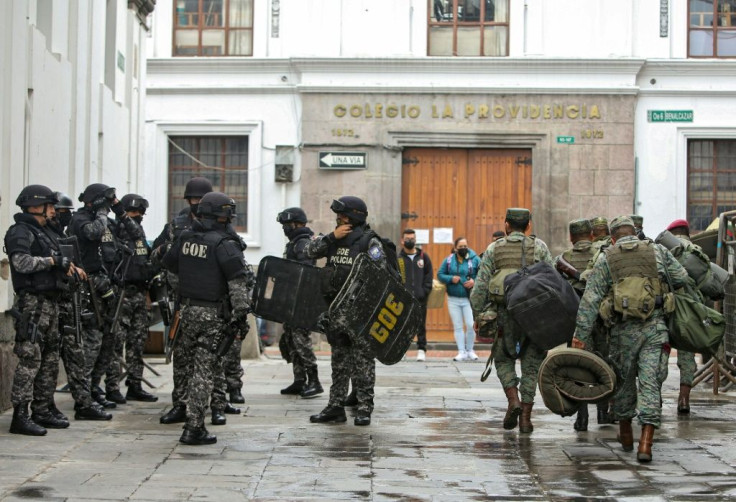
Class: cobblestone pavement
1,350,736,501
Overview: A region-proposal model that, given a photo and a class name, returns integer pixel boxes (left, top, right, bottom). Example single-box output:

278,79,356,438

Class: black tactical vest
4,215,61,294
68,208,103,274
325,226,369,290
285,228,315,265
124,235,151,284
170,211,192,242
178,230,230,302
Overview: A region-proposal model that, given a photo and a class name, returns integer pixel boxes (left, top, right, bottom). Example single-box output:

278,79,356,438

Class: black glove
53,254,71,273
110,202,125,218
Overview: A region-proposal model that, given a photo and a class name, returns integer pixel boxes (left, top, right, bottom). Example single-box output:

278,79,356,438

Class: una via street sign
648,110,694,123
319,152,367,169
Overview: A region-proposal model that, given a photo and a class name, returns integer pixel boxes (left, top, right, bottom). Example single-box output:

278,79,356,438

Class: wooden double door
400,147,533,341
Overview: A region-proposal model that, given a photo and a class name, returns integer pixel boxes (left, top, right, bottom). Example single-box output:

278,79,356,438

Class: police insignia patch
368,245,383,260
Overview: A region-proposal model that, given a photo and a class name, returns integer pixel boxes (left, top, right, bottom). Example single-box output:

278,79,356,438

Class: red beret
666,219,689,232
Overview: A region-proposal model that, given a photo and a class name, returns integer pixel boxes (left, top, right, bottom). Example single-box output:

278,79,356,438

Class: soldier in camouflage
4,185,77,435
47,193,112,421
470,208,553,434
572,216,690,462
156,177,243,426
307,196,387,426
660,218,725,414
103,194,159,403
554,218,612,431
162,192,252,445
277,207,323,399
590,216,612,252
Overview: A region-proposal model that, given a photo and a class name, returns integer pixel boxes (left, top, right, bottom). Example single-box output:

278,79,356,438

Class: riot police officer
157,177,242,425
104,194,158,403
47,193,112,421
277,207,322,398
306,196,388,426
67,183,137,410
162,192,252,445
4,185,73,435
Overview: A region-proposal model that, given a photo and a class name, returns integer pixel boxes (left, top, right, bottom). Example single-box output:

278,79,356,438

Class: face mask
282,224,296,238
190,203,199,216
132,215,143,225
457,248,469,258
58,212,72,228
404,239,416,249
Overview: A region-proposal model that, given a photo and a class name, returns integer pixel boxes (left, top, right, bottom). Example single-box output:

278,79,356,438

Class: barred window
689,0,736,57
168,136,249,232
428,0,509,56
174,0,253,56
687,139,736,232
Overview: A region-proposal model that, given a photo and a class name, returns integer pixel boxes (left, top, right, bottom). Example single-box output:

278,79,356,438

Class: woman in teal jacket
438,237,481,361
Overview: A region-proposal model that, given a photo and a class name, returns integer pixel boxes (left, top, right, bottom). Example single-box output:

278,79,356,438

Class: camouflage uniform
58,296,95,408
573,232,689,428
222,337,245,395
306,224,385,418
12,294,61,411
471,228,553,403
106,288,148,392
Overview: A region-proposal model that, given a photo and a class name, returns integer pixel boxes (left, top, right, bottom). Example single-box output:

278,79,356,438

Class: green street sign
648,110,693,122
557,136,575,144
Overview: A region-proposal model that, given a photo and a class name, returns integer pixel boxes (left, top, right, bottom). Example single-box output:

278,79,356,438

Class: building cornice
641,59,736,77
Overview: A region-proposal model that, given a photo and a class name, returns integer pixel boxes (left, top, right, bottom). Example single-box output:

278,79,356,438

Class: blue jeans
447,295,475,353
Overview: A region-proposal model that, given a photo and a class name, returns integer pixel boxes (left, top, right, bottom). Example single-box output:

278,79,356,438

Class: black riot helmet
53,192,75,210
330,196,368,224
197,192,236,220
16,184,59,208
184,177,213,199
79,183,115,207
276,207,307,224
119,193,149,214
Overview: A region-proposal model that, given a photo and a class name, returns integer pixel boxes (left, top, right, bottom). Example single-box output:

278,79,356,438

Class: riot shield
252,256,329,331
329,253,422,365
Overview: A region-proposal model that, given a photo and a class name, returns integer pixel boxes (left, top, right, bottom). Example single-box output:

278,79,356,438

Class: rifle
59,243,83,345
556,256,581,281
164,304,181,364
106,249,132,338
480,324,502,382
60,235,104,328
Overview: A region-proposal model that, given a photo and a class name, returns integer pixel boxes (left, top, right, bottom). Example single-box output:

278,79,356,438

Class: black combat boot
574,405,589,431
160,404,186,424
91,389,117,409
105,388,127,404
31,408,70,429
280,379,305,395
228,388,245,404
211,409,227,425
343,389,358,407
597,402,613,424
75,403,112,421
300,369,324,399
224,403,241,414
10,402,47,436
179,425,217,445
126,382,158,402
354,413,371,426
310,406,347,423
49,399,68,422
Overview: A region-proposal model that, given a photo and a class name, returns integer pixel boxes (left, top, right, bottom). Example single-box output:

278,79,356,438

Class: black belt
125,283,146,294
182,297,222,308
18,290,61,300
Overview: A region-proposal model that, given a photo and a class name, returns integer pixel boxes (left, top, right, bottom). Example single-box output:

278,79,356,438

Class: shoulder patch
368,245,383,260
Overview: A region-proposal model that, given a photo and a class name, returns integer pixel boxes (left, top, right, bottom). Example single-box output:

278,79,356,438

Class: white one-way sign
319,152,367,169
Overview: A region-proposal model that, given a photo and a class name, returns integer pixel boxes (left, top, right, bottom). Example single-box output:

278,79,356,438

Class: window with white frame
168,136,249,232
428,0,509,56
173,0,253,56
687,139,736,231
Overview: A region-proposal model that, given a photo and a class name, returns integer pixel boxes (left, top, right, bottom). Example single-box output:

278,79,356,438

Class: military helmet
277,207,307,224
53,192,75,210
120,193,149,214
330,196,368,224
79,183,115,205
184,177,213,199
16,184,58,208
197,191,236,219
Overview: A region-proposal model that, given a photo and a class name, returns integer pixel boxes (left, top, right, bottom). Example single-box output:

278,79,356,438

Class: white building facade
0,0,154,406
